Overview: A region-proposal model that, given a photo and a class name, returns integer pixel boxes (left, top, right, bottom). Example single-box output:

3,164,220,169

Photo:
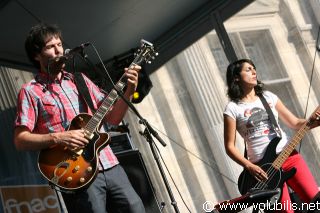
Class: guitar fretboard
81,39,155,139
84,78,127,138
272,121,310,169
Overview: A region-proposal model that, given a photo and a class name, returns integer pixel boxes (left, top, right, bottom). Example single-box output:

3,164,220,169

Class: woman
223,59,319,212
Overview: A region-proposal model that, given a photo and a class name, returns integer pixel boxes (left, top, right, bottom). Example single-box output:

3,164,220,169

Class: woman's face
238,62,257,88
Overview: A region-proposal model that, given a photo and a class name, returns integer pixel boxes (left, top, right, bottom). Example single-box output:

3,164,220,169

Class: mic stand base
140,129,180,213
112,81,179,212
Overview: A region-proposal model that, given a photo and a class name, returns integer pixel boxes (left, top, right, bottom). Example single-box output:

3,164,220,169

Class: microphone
48,42,90,64
64,42,90,58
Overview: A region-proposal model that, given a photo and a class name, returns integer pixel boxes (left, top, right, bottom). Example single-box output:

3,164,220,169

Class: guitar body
38,113,110,191
238,137,296,195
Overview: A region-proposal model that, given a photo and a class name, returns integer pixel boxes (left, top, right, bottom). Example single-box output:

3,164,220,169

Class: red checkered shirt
14,71,119,170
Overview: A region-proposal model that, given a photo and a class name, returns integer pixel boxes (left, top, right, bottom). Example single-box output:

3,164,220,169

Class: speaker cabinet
116,150,161,213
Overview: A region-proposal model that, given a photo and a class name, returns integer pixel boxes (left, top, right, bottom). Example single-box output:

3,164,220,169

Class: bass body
238,105,320,195
238,137,296,195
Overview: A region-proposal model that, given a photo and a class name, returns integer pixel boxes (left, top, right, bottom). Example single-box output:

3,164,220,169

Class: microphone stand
74,50,180,212
115,88,180,213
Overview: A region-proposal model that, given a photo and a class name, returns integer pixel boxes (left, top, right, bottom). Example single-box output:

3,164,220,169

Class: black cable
14,0,41,22
135,118,237,185
136,120,240,212
15,0,74,51
0,0,10,10
303,26,320,119
90,44,117,88
153,141,193,213
298,25,320,152
133,112,239,212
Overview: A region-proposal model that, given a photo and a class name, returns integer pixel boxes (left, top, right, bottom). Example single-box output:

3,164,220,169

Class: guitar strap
243,94,282,159
74,72,96,113
258,94,282,138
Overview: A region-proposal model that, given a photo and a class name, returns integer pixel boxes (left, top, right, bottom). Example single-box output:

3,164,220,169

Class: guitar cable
134,118,237,184
298,25,320,152
133,117,239,212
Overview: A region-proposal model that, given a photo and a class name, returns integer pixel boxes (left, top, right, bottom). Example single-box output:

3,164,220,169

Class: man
14,23,145,213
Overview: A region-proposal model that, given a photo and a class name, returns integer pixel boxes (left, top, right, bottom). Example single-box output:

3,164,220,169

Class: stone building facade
1,0,320,212
126,0,320,212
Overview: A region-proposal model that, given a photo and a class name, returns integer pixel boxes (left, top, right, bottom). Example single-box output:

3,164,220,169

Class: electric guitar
38,39,157,191
238,106,320,195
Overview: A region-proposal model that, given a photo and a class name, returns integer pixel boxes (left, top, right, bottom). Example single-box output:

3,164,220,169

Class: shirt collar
35,70,73,85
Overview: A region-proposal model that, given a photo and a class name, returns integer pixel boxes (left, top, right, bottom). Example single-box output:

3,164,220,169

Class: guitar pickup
84,131,94,139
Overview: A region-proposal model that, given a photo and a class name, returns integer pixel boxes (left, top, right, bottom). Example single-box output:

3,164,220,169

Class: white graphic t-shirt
224,91,289,163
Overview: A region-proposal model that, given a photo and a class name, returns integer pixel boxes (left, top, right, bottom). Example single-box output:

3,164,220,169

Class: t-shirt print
245,107,269,127
244,107,271,139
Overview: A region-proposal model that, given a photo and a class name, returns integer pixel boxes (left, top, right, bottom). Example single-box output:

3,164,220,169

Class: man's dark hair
226,58,264,103
25,23,62,69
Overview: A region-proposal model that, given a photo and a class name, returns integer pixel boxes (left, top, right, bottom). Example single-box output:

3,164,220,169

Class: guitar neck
83,62,145,137
84,75,127,137
81,39,156,138
272,121,310,169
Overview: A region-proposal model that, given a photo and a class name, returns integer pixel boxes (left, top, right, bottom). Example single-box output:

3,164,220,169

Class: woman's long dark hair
226,58,264,103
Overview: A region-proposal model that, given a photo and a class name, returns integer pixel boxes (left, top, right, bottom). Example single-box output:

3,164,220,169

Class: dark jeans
62,165,145,213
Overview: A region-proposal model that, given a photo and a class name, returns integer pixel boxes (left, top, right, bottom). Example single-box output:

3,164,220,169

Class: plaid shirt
14,71,118,170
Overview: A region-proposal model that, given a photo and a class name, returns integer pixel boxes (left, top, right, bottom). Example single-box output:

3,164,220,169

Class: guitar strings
253,122,310,190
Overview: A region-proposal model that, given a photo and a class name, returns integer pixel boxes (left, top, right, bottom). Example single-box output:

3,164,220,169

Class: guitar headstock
132,39,158,66
307,105,320,129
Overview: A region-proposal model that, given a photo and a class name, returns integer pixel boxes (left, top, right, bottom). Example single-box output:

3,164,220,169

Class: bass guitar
38,39,157,191
238,106,320,195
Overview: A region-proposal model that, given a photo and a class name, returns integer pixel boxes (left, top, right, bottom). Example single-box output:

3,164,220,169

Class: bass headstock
307,105,320,129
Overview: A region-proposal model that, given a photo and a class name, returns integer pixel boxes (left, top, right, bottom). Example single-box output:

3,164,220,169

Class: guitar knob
73,165,80,172
67,176,73,182
80,177,85,183
87,167,92,173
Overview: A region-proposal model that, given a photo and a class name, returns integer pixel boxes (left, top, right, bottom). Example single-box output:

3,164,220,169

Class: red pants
277,151,319,213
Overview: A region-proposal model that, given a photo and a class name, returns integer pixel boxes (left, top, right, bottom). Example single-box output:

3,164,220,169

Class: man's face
35,35,64,73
